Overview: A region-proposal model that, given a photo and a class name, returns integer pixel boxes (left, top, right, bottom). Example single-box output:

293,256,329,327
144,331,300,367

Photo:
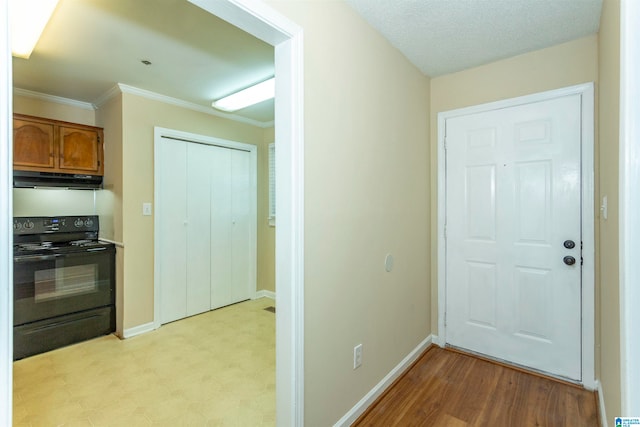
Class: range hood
13,171,103,190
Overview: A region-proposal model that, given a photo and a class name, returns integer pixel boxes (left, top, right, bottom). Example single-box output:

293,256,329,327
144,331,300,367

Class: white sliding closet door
186,143,212,317
157,139,188,324
210,146,233,309
211,147,253,309
156,133,256,325
231,149,252,304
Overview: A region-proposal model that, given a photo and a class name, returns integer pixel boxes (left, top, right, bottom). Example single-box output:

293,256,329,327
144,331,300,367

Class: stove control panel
13,216,100,235
43,217,66,231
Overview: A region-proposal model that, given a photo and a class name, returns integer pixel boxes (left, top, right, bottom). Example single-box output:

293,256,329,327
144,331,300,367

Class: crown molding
98,83,274,128
92,85,121,109
14,85,274,129
13,87,96,110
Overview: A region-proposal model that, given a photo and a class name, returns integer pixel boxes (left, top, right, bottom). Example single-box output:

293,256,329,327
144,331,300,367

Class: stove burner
70,239,95,246
17,242,54,251
13,215,113,256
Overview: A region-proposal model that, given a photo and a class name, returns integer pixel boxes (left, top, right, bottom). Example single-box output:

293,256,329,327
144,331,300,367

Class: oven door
14,248,115,326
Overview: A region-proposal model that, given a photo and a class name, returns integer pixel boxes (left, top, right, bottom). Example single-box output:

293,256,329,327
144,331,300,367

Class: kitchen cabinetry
13,114,104,175
156,136,256,324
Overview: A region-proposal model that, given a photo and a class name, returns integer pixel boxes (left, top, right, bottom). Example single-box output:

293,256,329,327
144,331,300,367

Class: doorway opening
0,0,304,424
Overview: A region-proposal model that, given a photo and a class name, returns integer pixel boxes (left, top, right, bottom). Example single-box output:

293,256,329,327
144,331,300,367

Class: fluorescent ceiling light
212,78,275,112
10,0,60,59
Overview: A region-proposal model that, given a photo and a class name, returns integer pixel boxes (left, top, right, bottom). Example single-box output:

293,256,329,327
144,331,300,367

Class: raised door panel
58,126,103,174
210,146,233,310
230,149,253,303
13,118,56,170
158,139,188,324
186,143,212,316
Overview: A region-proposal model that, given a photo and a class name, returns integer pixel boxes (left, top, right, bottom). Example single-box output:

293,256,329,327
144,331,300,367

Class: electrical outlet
353,344,363,369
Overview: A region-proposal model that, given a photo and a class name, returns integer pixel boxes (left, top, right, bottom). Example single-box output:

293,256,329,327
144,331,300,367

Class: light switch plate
142,202,152,216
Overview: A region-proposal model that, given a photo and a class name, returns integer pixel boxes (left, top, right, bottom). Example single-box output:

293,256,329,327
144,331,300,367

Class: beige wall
267,2,431,425
119,93,270,329
597,0,621,418
13,95,95,125
95,93,124,335
429,35,599,332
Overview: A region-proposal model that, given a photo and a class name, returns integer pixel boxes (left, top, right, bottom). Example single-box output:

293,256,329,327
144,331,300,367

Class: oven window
34,264,98,302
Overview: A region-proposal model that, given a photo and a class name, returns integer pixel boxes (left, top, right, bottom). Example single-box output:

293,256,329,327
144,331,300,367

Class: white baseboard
255,290,276,300
596,380,608,427
333,334,434,427
123,321,156,339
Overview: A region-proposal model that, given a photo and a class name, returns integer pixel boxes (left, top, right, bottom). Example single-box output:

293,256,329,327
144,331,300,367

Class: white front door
445,94,583,380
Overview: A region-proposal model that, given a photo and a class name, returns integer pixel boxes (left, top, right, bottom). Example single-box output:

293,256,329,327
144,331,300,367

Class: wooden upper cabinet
13,118,56,170
59,126,102,173
13,114,104,176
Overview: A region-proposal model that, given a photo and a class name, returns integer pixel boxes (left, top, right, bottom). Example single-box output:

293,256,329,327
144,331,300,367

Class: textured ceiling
14,0,604,125
346,0,603,77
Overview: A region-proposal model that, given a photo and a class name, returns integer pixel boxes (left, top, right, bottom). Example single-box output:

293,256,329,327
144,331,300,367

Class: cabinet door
13,118,56,170
58,126,103,174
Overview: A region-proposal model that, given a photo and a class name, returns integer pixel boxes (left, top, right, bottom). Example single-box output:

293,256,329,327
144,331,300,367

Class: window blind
268,143,275,226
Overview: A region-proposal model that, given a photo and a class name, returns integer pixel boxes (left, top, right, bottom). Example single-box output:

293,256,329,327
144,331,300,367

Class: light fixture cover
10,0,60,59
213,77,275,112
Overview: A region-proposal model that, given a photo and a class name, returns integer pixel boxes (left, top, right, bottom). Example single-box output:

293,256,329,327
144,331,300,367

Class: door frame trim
172,3,305,425
153,126,258,326
436,83,595,388
620,0,640,412
0,2,12,424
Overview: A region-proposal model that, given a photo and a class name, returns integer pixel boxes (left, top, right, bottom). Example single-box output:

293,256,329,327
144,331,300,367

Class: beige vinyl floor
13,298,276,427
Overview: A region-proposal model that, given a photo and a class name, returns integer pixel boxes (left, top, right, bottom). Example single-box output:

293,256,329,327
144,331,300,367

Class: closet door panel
231,149,253,303
210,146,233,309
158,139,188,324
186,143,212,316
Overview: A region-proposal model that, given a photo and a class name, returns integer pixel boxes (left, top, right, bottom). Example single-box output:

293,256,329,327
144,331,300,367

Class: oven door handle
14,254,65,263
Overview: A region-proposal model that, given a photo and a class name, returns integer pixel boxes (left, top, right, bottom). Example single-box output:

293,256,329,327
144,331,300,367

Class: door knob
563,240,576,249
563,256,576,266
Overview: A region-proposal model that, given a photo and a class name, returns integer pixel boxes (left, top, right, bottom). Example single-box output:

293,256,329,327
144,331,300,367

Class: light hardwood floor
354,346,599,426
13,298,276,427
